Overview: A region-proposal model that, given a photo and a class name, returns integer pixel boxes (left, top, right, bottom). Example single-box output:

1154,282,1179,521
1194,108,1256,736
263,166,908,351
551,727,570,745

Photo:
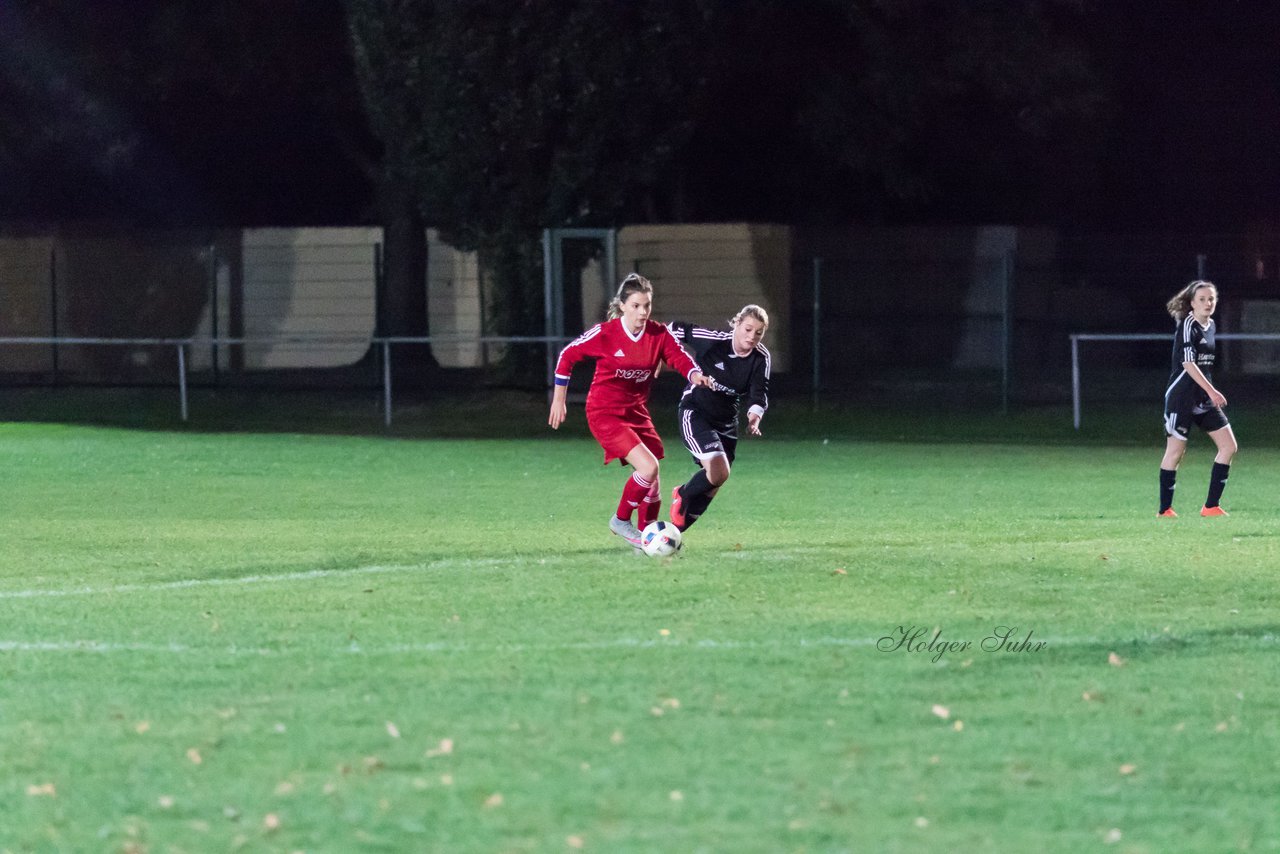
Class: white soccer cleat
609,515,643,547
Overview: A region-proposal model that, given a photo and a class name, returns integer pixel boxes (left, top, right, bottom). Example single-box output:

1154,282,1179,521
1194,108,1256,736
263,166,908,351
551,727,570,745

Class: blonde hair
1166,280,1217,320
606,273,653,320
731,304,769,329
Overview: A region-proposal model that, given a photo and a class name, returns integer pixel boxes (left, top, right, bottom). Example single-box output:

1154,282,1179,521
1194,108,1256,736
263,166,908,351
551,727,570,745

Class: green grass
1,409,1278,852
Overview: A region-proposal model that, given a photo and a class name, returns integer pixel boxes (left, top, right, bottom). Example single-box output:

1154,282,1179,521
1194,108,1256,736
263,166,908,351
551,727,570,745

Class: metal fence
1069,332,1280,430
0,335,572,426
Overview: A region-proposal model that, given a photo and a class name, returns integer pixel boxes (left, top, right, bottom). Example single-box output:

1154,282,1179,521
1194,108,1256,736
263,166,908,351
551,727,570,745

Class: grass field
2,392,1279,852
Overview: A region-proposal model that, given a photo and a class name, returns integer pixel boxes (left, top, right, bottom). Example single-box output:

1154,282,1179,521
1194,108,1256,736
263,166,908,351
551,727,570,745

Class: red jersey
555,318,700,413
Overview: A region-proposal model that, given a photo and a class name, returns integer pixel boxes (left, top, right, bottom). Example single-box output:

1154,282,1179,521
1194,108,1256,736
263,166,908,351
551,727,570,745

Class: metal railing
1069,333,1280,429
0,335,573,426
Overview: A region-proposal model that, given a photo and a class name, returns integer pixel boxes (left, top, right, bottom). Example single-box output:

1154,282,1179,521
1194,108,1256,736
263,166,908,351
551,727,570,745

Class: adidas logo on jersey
714,361,725,371
614,349,625,357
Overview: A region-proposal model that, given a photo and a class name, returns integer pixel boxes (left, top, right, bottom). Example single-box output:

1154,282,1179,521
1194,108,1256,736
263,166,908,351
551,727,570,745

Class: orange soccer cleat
1200,506,1229,517
1157,508,1178,517
669,485,687,529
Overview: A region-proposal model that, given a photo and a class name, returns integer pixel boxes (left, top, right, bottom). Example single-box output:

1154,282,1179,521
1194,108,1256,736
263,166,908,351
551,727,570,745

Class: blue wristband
554,377,570,387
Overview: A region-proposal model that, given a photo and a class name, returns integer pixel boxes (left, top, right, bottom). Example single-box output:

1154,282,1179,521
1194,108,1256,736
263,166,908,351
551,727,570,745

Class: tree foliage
344,0,1102,348
346,0,718,345
0,0,372,224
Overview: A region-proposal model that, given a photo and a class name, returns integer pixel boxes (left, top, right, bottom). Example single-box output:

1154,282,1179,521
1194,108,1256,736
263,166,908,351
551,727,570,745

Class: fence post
1001,250,1013,416
49,246,60,384
177,343,189,422
208,243,220,385
1071,335,1081,430
811,256,822,409
382,339,393,428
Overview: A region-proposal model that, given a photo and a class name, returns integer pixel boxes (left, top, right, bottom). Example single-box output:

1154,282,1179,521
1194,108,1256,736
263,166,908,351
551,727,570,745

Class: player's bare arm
548,384,569,429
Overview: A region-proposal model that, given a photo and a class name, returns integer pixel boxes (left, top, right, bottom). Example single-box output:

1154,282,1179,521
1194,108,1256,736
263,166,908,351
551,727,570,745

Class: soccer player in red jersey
548,274,711,549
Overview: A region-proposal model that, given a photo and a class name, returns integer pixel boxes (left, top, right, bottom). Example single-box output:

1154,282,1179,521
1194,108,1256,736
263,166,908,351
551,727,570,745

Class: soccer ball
640,520,683,557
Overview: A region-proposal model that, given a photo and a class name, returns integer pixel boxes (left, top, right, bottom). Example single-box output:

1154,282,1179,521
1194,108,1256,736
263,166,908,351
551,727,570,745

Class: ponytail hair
731,303,769,329
1166,279,1217,320
606,273,653,320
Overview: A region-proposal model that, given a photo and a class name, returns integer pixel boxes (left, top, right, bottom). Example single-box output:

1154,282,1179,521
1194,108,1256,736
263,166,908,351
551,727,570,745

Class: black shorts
1163,385,1229,440
677,407,737,466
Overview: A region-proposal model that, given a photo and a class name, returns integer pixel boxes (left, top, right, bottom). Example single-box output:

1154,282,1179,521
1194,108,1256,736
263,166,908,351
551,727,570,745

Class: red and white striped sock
639,479,661,528
616,472,653,523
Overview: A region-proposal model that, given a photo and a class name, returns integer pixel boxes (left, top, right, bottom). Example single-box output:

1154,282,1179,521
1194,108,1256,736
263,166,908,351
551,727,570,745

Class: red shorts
586,406,665,466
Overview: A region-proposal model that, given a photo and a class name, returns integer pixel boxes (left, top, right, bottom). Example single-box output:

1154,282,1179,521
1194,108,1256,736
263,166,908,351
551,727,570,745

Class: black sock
1205,462,1230,508
682,492,715,530
1159,468,1177,513
681,468,714,500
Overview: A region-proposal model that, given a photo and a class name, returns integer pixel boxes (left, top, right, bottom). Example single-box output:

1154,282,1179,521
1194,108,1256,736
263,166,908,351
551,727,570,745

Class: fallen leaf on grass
26,783,56,797
931,704,950,720
186,748,203,765
134,721,151,734
263,813,281,831
1104,828,1122,844
158,795,175,809
425,738,454,758
483,793,504,808
567,836,585,849
385,721,401,739
669,790,684,802
1119,764,1137,776
1107,652,1125,668
832,568,848,576
610,730,625,745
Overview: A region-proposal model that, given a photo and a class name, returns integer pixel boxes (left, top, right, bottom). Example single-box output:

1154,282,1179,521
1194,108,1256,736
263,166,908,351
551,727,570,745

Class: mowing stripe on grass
2,633,1273,656
0,550,814,601
0,558,521,600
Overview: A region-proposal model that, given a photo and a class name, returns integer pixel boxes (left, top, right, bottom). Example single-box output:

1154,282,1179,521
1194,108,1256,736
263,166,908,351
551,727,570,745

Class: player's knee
708,461,730,486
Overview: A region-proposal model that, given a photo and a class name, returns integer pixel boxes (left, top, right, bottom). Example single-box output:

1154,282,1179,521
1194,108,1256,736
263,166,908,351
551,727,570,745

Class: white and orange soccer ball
640,521,683,557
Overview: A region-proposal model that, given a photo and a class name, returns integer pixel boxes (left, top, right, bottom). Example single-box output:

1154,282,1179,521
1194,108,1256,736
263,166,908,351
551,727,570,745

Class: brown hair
606,273,654,320
1166,280,1217,320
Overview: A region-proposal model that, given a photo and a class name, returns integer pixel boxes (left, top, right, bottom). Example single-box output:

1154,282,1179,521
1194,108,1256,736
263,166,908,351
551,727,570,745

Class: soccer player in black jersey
1159,280,1238,517
666,305,771,531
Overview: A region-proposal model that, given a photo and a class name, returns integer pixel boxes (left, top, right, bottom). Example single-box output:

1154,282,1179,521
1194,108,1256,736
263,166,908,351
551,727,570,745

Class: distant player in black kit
667,305,771,531
1159,280,1238,517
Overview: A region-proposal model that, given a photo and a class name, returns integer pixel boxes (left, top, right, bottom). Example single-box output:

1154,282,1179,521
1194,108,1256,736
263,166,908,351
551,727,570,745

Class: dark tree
0,0,374,225
344,0,717,380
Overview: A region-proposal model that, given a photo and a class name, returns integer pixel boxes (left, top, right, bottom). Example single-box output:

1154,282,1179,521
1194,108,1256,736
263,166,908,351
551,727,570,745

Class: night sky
3,2,1279,232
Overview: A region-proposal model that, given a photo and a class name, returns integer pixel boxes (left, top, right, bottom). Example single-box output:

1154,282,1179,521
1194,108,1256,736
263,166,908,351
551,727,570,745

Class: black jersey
668,322,770,434
1166,314,1216,396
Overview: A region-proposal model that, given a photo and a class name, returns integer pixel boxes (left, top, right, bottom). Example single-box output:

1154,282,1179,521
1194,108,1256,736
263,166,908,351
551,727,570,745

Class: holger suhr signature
877,625,1047,663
